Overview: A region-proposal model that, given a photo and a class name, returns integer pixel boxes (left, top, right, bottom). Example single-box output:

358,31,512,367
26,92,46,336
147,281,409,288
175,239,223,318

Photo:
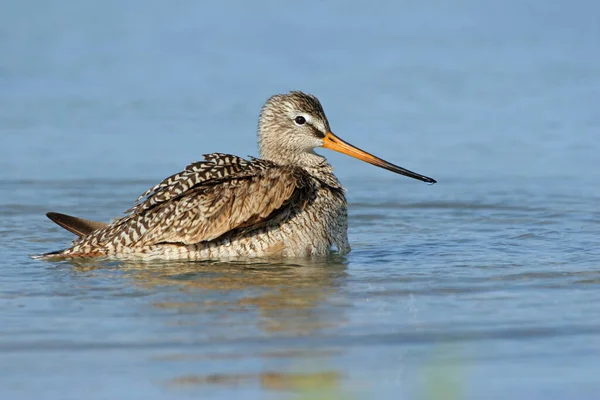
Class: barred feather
69,154,321,251
129,153,252,213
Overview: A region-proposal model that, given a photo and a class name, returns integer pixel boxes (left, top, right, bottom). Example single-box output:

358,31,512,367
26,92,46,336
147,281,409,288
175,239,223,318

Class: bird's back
42,153,349,260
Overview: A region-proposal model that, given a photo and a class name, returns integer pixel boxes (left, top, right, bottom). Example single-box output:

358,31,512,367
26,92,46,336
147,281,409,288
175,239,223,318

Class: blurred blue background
1,1,600,399
3,0,598,183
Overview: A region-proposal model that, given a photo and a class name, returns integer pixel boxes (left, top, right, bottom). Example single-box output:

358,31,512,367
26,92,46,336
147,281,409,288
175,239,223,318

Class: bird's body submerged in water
41,92,436,261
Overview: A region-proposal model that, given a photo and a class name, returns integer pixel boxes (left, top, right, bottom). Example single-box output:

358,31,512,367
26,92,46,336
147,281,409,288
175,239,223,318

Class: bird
39,91,436,261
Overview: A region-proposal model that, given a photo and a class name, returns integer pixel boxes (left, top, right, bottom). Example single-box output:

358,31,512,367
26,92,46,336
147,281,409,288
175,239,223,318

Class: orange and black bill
322,132,436,184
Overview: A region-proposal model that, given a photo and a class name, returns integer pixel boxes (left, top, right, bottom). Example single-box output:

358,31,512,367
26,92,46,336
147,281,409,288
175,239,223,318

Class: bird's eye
294,116,306,125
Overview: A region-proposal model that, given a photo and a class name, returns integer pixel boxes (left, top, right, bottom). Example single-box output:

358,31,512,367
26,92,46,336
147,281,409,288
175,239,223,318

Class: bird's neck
259,147,344,190
260,146,326,168
303,161,345,191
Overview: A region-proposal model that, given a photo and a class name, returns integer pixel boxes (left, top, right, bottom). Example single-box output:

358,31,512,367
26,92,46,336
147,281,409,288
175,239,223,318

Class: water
2,0,600,399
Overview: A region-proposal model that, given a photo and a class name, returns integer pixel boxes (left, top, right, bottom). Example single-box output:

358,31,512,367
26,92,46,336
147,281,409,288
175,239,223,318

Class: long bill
322,132,437,184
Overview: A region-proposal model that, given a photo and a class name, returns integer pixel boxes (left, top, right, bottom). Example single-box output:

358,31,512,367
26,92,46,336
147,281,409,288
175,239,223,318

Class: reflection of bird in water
72,257,349,334
41,91,435,260
69,259,347,392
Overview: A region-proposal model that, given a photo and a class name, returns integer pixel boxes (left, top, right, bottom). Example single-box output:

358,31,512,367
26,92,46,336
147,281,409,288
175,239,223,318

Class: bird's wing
127,153,252,214
76,154,313,248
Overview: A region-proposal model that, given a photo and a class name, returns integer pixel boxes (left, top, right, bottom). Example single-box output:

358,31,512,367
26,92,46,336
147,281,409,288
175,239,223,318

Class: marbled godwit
40,91,435,260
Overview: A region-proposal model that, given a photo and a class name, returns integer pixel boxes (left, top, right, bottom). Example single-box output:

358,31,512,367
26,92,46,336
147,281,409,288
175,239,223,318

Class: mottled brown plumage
40,91,435,260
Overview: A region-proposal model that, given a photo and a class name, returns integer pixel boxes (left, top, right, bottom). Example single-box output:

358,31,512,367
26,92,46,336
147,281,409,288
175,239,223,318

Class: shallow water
2,0,600,399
